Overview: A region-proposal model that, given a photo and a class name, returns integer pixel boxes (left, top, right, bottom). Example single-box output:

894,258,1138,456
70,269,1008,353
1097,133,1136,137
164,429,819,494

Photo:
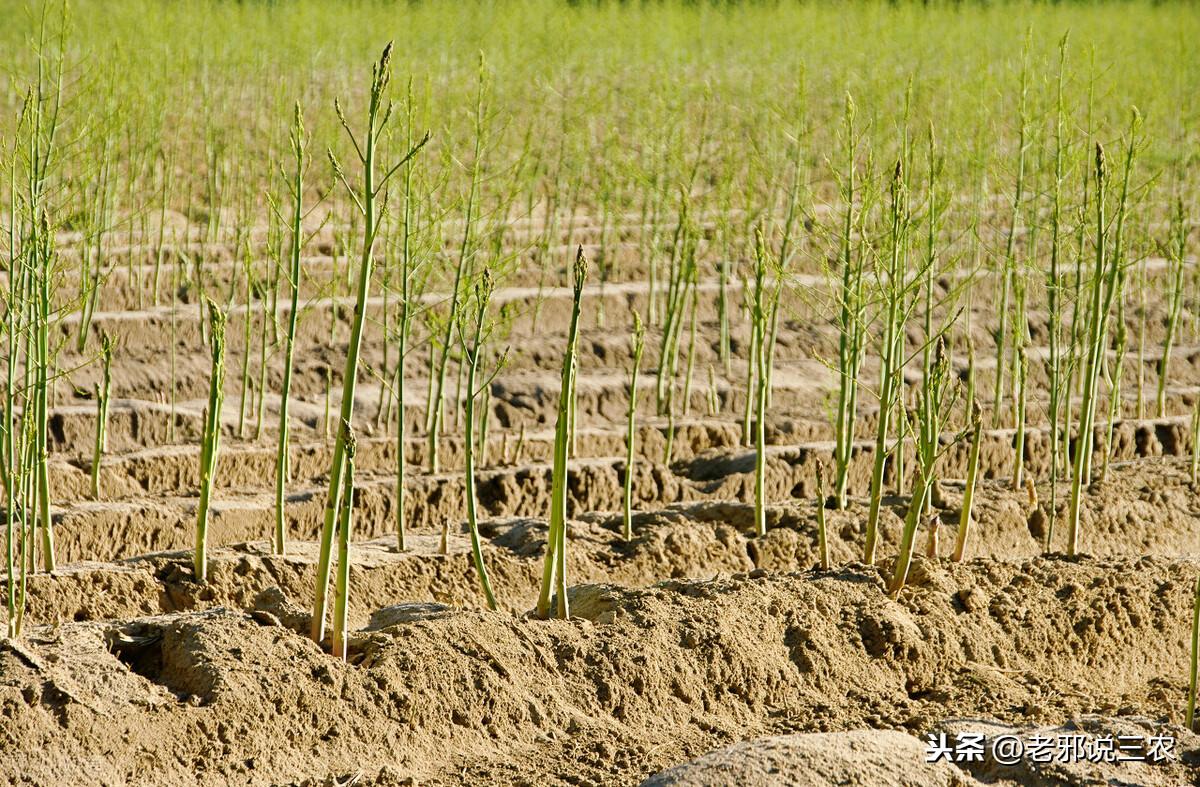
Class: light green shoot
90,332,114,500
1158,198,1187,417
274,102,309,556
624,311,646,541
428,54,489,475
890,341,959,596
194,299,227,584
536,248,587,620
991,34,1030,429
460,269,502,610
1067,111,1140,556
953,400,983,562
832,93,865,510
751,229,771,538
332,427,356,662
863,159,911,565
815,465,829,571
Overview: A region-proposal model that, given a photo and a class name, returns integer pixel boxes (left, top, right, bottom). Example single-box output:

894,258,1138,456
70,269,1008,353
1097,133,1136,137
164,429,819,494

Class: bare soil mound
641,717,1200,787
640,731,974,786
2,556,1197,785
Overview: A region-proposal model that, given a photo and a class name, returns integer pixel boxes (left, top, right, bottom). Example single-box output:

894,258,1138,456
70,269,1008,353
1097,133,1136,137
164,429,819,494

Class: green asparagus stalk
1158,198,1187,417
953,400,983,561
623,311,646,541
194,299,227,583
815,465,830,571
273,103,311,556
864,159,910,565
90,332,114,500
536,248,588,620
311,43,430,644
460,270,502,610
751,230,771,537
331,426,356,661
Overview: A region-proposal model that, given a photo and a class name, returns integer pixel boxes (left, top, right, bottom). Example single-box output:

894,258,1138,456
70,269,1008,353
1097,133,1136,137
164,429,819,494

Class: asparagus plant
151,148,173,308
681,279,700,418
751,230,772,537
331,426,356,662
4,151,27,636
832,94,866,510
992,37,1031,429
706,364,720,416
623,310,646,541
917,123,948,507
90,332,114,500
1098,111,1141,482
428,55,489,474
536,248,587,620
273,102,321,556
392,79,425,552
952,400,983,562
237,238,255,439
194,298,227,584
311,43,430,644
815,464,829,571
1135,256,1147,421
1066,112,1140,556
890,340,961,596
1044,33,1069,547
737,276,758,448
253,218,279,443
459,269,504,610
1158,198,1187,417
75,132,114,354
18,19,69,574
863,159,913,565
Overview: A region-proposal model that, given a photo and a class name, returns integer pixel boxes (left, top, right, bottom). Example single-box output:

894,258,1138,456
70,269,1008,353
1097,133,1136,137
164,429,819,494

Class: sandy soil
3,556,1198,785
3,223,1200,785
